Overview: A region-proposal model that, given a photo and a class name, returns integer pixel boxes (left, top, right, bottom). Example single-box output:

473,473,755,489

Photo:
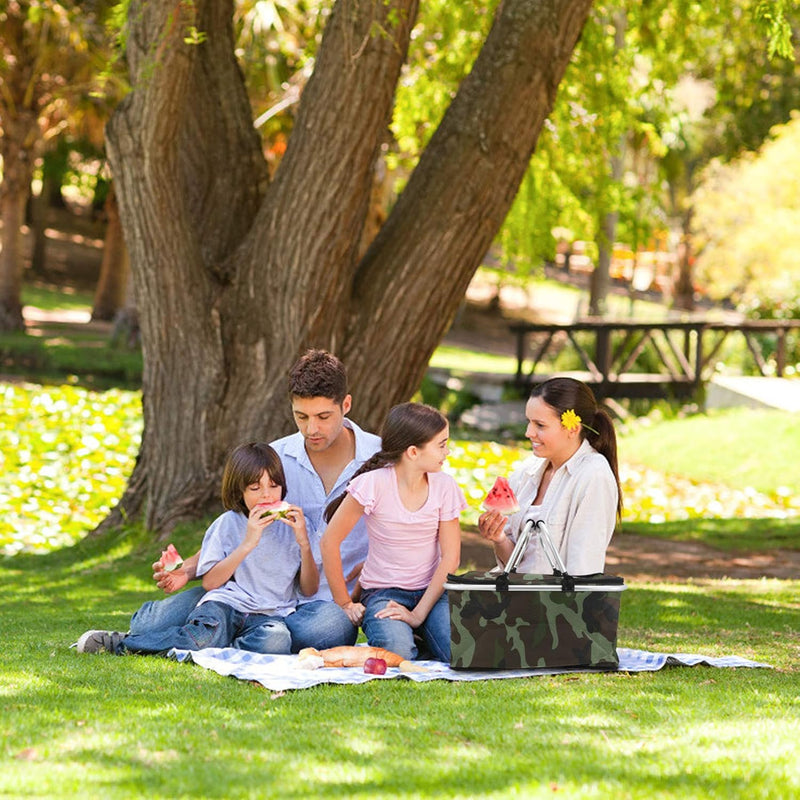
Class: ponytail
584,407,622,518
531,377,622,518
324,451,395,523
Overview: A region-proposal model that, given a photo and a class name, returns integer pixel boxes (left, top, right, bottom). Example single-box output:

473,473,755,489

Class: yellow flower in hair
561,409,582,431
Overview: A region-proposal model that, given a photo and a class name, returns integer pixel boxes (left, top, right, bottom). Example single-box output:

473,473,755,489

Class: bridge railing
509,319,800,400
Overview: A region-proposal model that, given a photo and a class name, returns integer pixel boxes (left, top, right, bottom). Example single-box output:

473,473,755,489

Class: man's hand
152,559,189,593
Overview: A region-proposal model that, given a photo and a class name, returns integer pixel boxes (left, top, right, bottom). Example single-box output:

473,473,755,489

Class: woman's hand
375,600,421,628
478,510,508,543
341,601,365,626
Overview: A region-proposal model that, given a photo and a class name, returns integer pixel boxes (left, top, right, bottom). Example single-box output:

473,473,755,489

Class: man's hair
288,349,348,403
220,442,287,515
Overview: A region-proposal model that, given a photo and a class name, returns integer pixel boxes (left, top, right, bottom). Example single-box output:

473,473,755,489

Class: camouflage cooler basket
445,520,626,670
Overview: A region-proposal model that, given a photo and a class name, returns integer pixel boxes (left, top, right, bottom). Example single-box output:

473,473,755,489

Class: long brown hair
220,442,287,515
530,377,622,517
324,402,447,522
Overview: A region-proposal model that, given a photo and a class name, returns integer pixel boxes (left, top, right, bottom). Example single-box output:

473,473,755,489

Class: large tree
104,0,593,534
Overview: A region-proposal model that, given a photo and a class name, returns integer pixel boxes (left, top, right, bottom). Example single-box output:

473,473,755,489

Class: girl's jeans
361,587,451,662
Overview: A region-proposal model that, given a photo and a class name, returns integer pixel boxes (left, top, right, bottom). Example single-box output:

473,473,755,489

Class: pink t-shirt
347,465,467,590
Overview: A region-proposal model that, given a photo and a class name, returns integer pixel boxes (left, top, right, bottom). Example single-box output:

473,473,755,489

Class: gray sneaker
73,630,126,654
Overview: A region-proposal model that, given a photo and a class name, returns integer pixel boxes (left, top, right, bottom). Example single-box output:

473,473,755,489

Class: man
76,350,381,654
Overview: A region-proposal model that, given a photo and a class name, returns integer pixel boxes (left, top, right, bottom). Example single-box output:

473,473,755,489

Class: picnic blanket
167,646,771,692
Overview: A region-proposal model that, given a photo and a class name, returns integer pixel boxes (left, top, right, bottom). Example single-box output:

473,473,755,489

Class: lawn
2,529,799,799
2,289,799,797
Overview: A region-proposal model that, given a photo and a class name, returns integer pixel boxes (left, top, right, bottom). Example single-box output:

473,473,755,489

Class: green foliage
1,533,798,798
0,383,142,554
692,114,800,318
2,381,798,555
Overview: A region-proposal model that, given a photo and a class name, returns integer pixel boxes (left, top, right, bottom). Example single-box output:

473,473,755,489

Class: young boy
76,350,381,654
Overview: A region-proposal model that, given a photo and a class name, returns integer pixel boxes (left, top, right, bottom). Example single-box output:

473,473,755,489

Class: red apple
363,657,387,675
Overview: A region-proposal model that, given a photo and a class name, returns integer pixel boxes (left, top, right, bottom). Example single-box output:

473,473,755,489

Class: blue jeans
284,600,357,652
128,586,207,635
121,600,292,655
361,588,451,662
128,588,356,652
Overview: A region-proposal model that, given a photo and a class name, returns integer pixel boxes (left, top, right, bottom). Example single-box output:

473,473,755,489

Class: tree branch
343,0,594,418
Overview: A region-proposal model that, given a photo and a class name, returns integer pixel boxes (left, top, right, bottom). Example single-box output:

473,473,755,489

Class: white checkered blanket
167,646,771,692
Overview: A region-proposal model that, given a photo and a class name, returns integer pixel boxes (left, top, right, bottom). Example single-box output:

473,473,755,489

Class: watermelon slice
160,543,184,572
482,477,520,515
258,500,291,520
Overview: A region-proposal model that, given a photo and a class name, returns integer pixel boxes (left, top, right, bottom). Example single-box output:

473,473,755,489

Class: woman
479,377,622,575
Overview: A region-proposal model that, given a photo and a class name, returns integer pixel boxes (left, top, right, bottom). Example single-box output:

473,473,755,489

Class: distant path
460,529,800,581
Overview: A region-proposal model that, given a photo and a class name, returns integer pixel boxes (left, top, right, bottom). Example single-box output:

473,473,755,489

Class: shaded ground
460,528,800,581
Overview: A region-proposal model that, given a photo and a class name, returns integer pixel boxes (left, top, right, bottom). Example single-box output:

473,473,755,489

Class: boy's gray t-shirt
196,510,302,616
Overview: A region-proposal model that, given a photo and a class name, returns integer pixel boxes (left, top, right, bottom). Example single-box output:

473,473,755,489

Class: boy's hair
220,442,287,515
288,349,348,404
325,402,447,522
530,377,622,517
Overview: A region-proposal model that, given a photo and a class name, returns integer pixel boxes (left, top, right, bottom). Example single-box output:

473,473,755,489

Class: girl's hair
220,442,287,515
324,402,448,522
530,377,623,517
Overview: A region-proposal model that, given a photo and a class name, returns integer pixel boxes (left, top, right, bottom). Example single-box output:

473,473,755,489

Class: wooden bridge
510,319,800,400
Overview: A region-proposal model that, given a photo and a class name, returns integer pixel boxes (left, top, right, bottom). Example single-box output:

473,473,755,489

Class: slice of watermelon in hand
257,500,291,521
160,544,184,572
482,476,520,516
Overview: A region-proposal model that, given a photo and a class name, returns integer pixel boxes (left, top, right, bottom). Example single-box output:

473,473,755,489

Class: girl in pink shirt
321,403,466,662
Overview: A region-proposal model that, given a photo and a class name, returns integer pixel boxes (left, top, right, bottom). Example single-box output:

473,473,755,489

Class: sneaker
73,630,126,654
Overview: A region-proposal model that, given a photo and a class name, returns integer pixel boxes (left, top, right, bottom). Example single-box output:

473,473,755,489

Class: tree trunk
0,116,37,332
588,9,626,319
672,209,696,311
104,0,594,535
92,185,129,321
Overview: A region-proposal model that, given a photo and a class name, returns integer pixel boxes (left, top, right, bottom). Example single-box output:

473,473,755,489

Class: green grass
620,408,800,494
22,282,95,312
429,345,518,375
1,531,798,799
622,517,800,551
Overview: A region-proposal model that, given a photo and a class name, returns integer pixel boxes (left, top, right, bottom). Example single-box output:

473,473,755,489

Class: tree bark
0,114,37,331
104,0,594,535
92,185,129,321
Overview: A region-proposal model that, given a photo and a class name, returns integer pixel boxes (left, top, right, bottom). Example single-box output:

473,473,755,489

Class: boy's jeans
121,600,292,655
128,588,357,651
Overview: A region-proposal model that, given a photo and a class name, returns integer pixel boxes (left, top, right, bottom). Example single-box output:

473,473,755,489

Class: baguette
298,645,425,672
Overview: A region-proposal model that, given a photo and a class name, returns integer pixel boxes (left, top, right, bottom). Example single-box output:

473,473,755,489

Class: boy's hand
245,505,277,547
282,505,309,545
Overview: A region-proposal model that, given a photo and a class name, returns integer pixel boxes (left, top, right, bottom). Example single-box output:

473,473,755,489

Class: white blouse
501,439,618,575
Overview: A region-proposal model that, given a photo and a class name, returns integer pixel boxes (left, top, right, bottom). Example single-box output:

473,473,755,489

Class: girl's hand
341,601,365,626
478,510,508,544
281,505,309,545
375,600,421,628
